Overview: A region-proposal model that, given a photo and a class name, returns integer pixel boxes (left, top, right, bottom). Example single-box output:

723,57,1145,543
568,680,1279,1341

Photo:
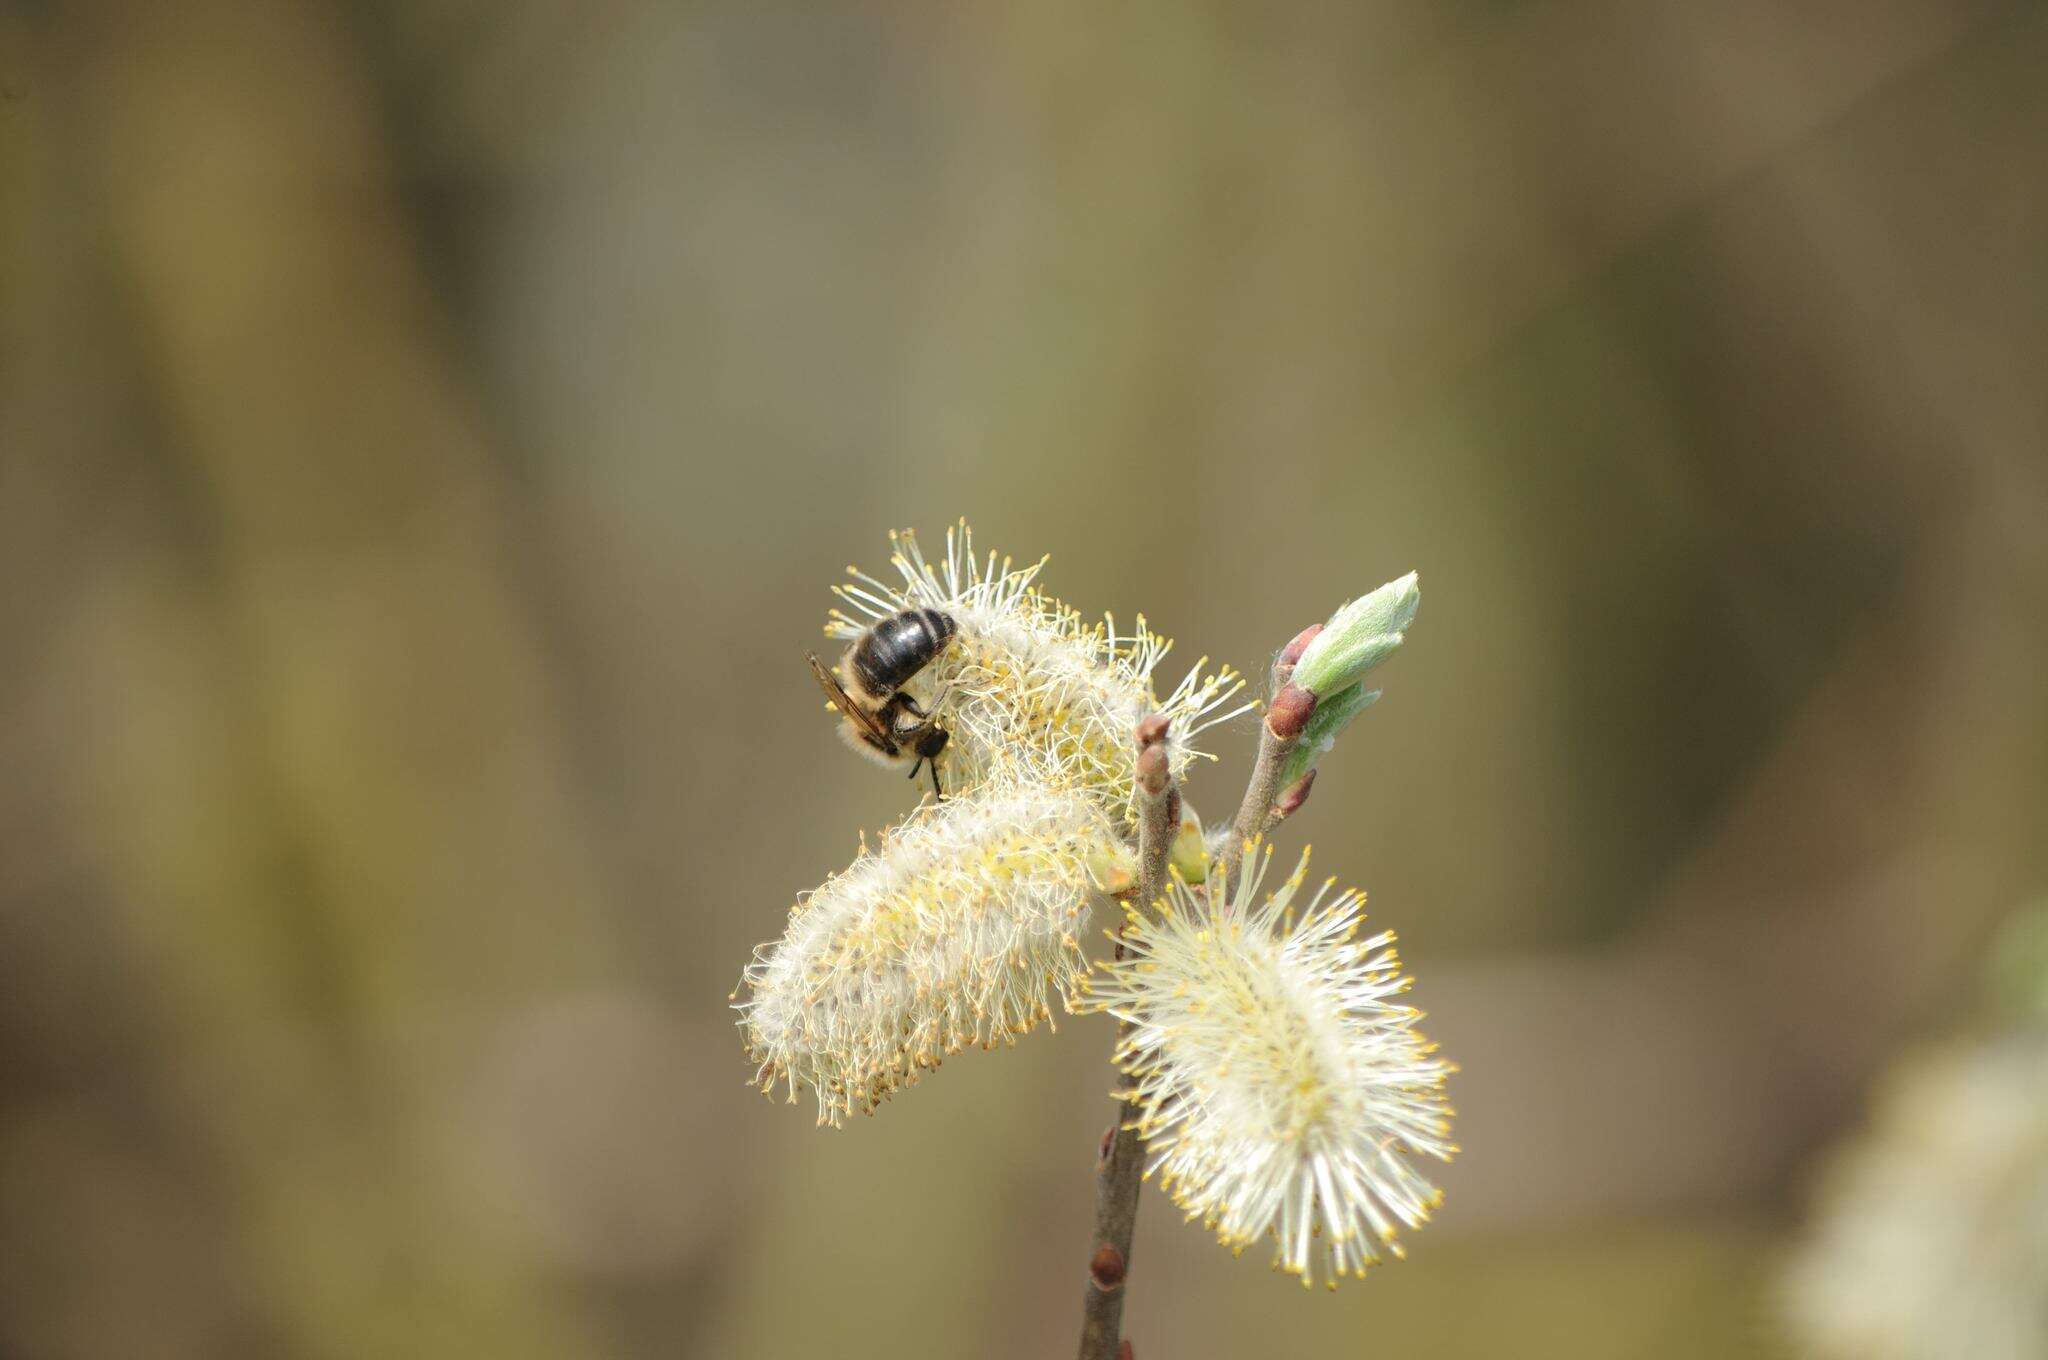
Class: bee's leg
903,749,945,800
910,727,948,801
917,729,946,802
900,679,955,721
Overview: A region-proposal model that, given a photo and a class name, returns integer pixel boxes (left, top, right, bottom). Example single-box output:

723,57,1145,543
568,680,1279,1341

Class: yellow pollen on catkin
822,524,1249,830
735,785,1117,1126
1082,844,1456,1288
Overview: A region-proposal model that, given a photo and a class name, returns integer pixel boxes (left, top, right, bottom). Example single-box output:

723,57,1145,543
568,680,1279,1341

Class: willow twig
1210,625,1321,901
1076,715,1175,1360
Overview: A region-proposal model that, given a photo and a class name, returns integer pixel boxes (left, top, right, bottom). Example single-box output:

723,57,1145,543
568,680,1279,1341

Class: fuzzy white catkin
1085,846,1457,1287
736,785,1117,1126
826,524,1247,831
1783,1033,2048,1360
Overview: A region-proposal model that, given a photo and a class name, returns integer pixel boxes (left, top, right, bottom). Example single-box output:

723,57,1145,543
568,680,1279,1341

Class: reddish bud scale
1265,683,1317,741
1089,1243,1128,1291
1135,741,1169,796
1275,769,1316,818
1278,623,1324,667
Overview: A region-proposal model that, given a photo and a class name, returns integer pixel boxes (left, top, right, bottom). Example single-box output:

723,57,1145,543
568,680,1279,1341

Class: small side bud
1278,623,1324,668
1292,572,1419,698
1136,741,1170,797
1168,802,1208,884
1265,683,1317,741
1089,1242,1128,1291
1135,713,1170,748
1119,1341,1135,1360
1085,841,1139,895
1274,769,1316,819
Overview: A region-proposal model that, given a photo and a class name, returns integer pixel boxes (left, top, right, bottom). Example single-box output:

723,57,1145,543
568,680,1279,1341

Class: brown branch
1076,715,1175,1360
1077,630,1334,1354
1209,626,1321,902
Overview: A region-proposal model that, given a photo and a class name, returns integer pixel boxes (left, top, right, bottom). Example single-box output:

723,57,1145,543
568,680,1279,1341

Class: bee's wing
806,652,895,745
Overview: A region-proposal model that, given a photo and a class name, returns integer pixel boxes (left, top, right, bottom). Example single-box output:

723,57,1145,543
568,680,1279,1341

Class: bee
807,607,957,798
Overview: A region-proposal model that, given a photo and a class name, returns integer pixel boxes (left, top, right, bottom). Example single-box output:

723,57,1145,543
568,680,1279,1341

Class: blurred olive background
4,2,2047,1357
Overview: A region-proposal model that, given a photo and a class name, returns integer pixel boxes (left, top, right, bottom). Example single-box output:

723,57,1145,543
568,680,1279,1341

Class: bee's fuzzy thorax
1082,845,1457,1287
735,784,1117,1126
826,523,1249,831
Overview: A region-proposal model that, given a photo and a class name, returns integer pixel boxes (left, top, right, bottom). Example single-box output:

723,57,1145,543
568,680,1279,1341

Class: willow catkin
737,785,1118,1126
1085,845,1457,1286
825,523,1246,831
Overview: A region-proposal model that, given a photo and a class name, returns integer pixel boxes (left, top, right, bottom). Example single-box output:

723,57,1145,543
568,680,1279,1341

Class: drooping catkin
737,784,1117,1126
1085,845,1457,1286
